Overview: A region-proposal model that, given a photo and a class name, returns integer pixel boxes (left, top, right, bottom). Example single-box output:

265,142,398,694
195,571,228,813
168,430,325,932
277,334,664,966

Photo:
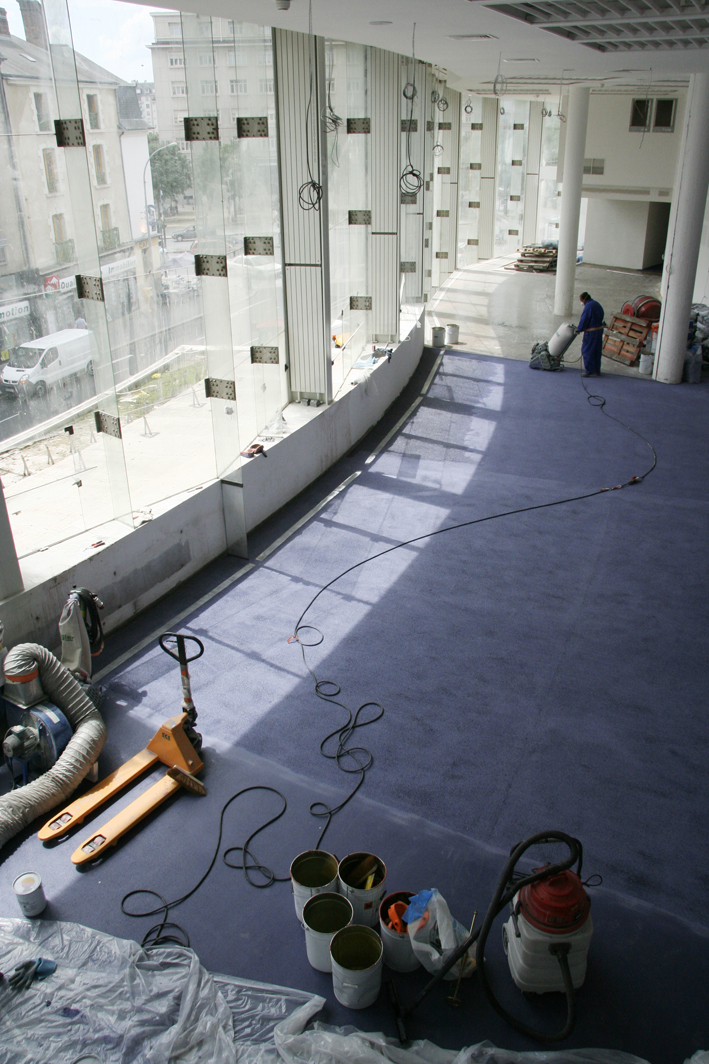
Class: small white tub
302,892,353,972
639,352,654,375
445,324,459,345
290,850,339,921
431,326,446,348
330,925,383,1009
379,890,420,972
13,871,46,917
338,852,387,928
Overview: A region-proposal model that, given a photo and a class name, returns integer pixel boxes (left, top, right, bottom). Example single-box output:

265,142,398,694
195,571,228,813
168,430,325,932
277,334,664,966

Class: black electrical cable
298,0,323,211
400,24,423,197
121,786,289,948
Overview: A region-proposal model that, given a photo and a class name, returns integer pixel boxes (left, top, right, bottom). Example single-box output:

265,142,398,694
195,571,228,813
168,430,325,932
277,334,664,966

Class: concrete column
554,86,590,316
0,481,23,600
655,73,709,384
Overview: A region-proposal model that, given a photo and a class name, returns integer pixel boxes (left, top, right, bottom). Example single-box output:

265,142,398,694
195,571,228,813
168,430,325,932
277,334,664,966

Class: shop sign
0,300,30,323
44,274,77,293
101,257,137,279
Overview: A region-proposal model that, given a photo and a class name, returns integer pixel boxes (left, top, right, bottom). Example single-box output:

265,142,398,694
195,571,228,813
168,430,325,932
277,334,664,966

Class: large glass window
458,96,483,266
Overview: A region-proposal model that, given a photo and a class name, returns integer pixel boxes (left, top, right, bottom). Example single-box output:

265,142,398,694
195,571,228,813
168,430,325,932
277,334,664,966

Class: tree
147,133,192,206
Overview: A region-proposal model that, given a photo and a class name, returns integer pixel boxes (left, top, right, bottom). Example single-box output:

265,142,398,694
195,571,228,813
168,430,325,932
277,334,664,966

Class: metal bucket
290,850,339,921
330,925,383,1009
431,326,446,348
338,852,387,928
639,352,654,375
302,892,353,972
13,871,46,917
379,890,420,972
445,324,459,345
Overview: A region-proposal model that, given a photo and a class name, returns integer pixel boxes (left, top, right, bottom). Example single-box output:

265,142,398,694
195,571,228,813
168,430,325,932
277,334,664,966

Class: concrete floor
427,257,662,377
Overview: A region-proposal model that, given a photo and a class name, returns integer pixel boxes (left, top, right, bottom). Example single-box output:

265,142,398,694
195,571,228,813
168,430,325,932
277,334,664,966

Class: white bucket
431,326,446,348
302,892,353,972
330,925,383,1009
13,871,46,917
290,850,339,921
379,890,420,972
445,324,459,345
338,852,387,928
639,352,654,375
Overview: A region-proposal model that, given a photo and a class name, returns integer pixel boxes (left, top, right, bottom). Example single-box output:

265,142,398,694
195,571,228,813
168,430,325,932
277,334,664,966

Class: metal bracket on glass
469,201,480,208
436,251,449,259
470,163,482,170
184,116,219,142
250,346,279,364
401,119,417,133
426,120,434,132
237,116,268,138
244,236,274,256
204,377,236,401
511,159,523,167
194,254,227,278
468,238,479,246
348,211,371,226
94,411,122,439
54,119,85,147
400,262,417,274
75,275,104,302
438,122,452,131
401,192,417,205
437,167,451,175
347,118,370,134
471,122,483,130
437,209,450,218
350,296,372,311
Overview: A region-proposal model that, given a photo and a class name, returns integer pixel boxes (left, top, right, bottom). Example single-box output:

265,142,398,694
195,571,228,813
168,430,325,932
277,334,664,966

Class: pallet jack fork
38,634,206,866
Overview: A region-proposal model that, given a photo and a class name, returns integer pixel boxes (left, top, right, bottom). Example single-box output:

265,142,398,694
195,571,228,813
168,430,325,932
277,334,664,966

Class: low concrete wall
0,310,425,652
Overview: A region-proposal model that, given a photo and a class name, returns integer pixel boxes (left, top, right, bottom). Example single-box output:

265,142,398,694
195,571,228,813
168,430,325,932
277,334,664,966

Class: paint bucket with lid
338,852,387,928
13,871,46,917
431,326,446,348
302,892,353,972
290,850,339,921
330,925,383,1009
445,324,459,345
379,890,420,972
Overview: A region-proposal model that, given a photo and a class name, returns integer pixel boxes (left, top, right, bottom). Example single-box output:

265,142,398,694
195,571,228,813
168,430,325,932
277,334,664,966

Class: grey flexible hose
0,643,106,850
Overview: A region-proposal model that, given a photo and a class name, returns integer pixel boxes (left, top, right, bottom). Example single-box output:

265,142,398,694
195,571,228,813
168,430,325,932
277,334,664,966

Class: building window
200,20,211,36
169,55,184,67
171,82,186,96
92,144,107,185
173,110,187,124
0,237,7,265
259,79,274,94
200,80,217,95
583,158,605,175
227,50,235,66
43,148,58,193
86,93,100,130
630,98,651,131
169,22,181,37
177,140,188,152
199,53,214,65
654,98,676,132
100,203,112,230
52,213,66,243
230,79,247,95
34,92,50,131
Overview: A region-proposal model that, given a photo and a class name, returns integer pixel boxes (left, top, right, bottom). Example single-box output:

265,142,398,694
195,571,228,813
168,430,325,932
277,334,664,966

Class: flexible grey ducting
0,643,106,850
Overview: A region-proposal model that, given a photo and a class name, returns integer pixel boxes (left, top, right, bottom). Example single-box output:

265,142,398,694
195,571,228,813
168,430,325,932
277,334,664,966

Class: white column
0,481,23,600
655,73,709,384
554,86,590,316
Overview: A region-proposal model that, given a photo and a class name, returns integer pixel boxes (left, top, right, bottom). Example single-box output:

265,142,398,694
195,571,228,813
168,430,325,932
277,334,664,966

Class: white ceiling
133,0,708,94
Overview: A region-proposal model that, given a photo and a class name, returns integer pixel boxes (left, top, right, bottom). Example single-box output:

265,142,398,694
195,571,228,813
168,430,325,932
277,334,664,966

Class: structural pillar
655,73,709,384
554,86,590,316
0,481,23,600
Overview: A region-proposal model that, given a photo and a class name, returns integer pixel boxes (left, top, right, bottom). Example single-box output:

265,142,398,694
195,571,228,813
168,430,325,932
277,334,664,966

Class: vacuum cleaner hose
0,644,106,850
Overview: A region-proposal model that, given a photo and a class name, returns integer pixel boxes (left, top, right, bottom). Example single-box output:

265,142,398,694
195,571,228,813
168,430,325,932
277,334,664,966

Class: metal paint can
290,850,339,921
431,326,446,348
13,871,46,917
302,892,353,972
338,852,387,928
330,924,383,1009
379,890,420,972
445,324,459,345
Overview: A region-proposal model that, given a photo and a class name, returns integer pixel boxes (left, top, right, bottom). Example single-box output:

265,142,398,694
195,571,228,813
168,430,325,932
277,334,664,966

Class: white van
0,329,96,399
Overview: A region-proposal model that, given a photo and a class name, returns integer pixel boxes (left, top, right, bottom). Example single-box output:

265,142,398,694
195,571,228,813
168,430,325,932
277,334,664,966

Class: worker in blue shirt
576,292,605,376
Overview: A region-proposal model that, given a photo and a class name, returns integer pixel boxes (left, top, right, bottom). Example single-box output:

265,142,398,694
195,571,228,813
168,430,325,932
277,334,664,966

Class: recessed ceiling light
503,58,539,63
447,33,498,40
370,20,392,25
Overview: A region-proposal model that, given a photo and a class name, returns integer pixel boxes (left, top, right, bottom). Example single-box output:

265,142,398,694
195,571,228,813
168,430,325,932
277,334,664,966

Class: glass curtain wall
399,57,427,305
326,40,371,395
458,96,483,267
494,99,529,256
536,114,562,243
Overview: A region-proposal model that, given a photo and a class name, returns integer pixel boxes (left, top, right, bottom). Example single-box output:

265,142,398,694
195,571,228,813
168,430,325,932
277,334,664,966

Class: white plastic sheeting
0,919,663,1064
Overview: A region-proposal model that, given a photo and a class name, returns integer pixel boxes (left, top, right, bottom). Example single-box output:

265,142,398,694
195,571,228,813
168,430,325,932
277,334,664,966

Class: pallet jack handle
159,633,204,717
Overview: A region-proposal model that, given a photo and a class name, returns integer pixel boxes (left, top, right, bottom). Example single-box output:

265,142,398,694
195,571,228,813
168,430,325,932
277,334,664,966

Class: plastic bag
404,889,474,981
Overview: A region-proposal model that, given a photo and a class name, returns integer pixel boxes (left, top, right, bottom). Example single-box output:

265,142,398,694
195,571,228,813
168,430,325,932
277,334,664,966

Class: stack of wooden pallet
602,312,651,365
507,245,558,273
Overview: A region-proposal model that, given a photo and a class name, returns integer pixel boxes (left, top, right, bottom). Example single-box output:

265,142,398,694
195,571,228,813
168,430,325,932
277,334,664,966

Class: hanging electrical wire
464,96,473,115
431,74,444,156
323,44,342,165
400,23,423,196
298,0,324,210
639,68,653,150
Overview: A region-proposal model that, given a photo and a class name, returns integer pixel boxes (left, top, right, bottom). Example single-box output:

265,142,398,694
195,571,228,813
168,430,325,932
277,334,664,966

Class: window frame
92,143,108,186
629,97,652,132
42,147,58,194
653,98,677,133
86,92,100,130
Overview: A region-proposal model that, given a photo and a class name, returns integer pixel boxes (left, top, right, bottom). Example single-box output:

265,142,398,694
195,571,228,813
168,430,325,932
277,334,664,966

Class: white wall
583,199,650,269
693,190,709,305
583,93,684,193
119,132,151,241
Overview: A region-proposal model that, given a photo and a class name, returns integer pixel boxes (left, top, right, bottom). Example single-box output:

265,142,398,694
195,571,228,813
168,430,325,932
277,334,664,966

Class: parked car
172,226,196,242
0,329,97,399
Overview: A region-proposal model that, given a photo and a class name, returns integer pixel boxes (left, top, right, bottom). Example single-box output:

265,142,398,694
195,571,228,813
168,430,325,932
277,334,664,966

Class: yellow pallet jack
38,634,206,866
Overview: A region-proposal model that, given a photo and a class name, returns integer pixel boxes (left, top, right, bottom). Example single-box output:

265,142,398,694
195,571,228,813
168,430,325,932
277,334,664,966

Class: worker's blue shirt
578,299,604,334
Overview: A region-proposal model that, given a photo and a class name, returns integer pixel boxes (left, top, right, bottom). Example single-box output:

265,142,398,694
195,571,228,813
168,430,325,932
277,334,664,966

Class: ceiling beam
534,9,709,28
574,28,709,41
